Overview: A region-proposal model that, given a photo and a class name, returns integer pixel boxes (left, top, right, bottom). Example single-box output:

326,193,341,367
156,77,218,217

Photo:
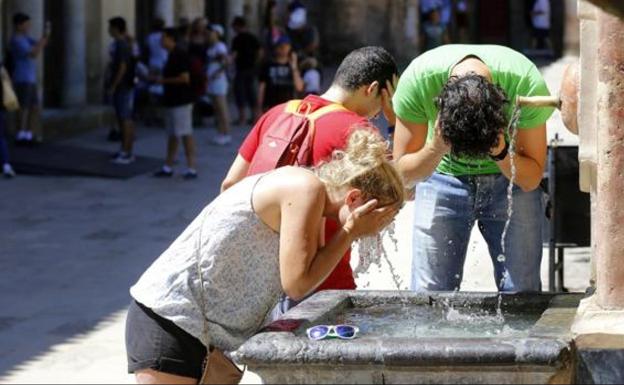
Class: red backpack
247,100,346,175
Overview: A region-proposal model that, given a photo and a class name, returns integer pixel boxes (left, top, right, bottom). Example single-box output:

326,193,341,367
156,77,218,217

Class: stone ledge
571,295,624,335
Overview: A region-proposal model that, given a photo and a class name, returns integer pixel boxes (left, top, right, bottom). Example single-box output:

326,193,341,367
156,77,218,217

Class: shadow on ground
0,123,247,377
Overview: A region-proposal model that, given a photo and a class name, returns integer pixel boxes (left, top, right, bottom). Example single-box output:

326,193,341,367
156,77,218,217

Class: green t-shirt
393,44,554,176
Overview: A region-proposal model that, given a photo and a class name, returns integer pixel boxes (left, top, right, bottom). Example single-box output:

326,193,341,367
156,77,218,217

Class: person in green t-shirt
392,44,554,293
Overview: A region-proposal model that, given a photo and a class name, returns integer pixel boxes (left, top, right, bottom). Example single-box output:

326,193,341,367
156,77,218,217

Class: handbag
1,67,19,112
199,347,244,385
195,211,245,385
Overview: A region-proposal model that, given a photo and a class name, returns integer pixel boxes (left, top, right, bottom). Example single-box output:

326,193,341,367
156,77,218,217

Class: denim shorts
125,301,207,379
113,88,135,121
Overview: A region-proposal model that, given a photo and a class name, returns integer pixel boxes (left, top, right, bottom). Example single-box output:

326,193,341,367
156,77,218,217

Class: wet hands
429,118,451,155
489,132,507,158
344,200,399,240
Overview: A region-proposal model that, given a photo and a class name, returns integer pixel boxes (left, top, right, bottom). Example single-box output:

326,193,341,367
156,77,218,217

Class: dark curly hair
436,74,509,158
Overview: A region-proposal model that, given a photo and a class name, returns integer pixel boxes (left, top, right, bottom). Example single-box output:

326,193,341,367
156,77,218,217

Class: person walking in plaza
257,35,304,113
222,46,399,315
531,0,552,51
9,12,49,145
392,44,555,293
152,28,198,180
231,16,261,126
143,18,168,128
126,129,403,384
205,24,232,146
107,17,137,165
420,8,450,52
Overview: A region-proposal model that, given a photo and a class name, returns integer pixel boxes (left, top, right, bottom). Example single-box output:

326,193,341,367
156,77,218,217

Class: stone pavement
0,57,590,384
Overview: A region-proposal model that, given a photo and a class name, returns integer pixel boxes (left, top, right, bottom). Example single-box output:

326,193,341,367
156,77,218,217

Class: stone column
154,0,174,27
61,0,86,107
577,1,599,289
227,0,245,41
594,9,624,309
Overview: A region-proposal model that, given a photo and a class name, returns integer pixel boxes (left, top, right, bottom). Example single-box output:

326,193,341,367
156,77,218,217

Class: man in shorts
152,28,197,180
9,13,49,145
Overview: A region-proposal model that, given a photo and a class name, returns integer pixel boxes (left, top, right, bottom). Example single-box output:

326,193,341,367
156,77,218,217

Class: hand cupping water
344,199,399,240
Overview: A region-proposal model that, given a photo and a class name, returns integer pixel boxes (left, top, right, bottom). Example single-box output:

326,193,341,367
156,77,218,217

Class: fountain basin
234,291,583,384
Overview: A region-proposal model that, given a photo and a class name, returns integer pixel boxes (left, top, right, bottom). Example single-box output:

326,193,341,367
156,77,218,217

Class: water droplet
455,274,461,279
497,254,506,263
448,240,454,245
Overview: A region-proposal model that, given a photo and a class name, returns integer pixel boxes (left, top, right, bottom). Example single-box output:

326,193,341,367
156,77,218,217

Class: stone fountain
235,291,581,384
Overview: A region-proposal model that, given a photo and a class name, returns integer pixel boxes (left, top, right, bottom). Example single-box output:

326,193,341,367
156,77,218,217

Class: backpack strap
284,100,304,115
306,103,348,122
306,103,348,142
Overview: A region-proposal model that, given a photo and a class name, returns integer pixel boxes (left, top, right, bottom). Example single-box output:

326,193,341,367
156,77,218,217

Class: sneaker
211,134,232,146
107,130,122,142
183,169,198,180
3,164,15,179
154,166,174,178
15,131,28,145
111,153,136,165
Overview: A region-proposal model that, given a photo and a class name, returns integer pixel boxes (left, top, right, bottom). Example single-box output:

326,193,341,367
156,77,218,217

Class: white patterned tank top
130,174,282,351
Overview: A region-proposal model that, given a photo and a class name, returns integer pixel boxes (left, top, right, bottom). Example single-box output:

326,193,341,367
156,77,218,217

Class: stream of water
497,105,522,278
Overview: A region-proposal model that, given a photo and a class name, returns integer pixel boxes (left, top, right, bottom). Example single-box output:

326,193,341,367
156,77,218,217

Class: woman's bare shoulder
271,167,325,200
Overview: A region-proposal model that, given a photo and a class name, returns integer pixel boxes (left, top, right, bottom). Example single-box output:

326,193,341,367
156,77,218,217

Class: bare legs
165,135,196,170
120,118,135,155
212,95,231,136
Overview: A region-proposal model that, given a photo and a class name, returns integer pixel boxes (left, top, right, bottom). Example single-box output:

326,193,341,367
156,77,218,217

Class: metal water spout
515,61,580,136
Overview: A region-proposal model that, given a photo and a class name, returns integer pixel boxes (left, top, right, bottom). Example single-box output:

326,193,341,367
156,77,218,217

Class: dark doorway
206,0,227,25
476,0,510,45
43,0,65,108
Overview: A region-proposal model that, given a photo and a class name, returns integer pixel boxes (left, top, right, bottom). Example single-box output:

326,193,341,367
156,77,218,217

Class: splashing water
354,221,405,291
498,105,522,287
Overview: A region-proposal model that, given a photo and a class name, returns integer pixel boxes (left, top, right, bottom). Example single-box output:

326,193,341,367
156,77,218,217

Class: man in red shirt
221,46,398,314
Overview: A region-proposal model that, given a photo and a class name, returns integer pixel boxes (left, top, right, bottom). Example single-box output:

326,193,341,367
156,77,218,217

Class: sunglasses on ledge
306,324,360,341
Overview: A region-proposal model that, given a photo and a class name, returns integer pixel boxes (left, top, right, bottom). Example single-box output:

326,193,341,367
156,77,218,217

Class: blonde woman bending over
125,129,405,384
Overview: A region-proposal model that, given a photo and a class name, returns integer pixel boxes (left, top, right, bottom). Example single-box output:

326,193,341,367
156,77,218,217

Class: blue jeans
411,172,544,292
112,88,135,121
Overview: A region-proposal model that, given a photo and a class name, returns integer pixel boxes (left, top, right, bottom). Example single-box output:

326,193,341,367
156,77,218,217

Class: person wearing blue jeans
392,45,554,292
412,173,543,291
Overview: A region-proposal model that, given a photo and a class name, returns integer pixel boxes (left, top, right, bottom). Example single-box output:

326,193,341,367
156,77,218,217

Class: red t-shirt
239,94,369,291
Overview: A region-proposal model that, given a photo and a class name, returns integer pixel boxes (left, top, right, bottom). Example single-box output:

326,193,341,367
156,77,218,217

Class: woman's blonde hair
316,127,405,207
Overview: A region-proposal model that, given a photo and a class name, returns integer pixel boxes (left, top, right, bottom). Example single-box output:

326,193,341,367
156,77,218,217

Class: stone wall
301,0,420,67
